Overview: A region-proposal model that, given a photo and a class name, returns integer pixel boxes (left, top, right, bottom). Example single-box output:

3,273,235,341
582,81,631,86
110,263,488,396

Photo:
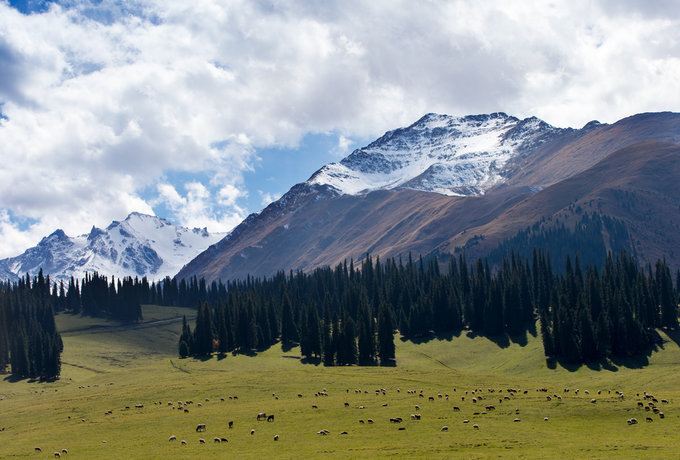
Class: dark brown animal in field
267,415,275,422
453,406,460,412
274,435,279,441
228,420,234,429
196,423,206,432
257,412,267,421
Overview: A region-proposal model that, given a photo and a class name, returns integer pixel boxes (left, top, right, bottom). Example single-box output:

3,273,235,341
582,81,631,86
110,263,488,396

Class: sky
1,0,679,258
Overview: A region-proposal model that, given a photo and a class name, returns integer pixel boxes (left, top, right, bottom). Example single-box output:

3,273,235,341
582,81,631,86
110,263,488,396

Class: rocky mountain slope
177,112,680,283
0,213,226,282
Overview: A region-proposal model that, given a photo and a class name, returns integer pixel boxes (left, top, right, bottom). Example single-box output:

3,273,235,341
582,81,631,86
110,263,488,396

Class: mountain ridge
0,212,227,282
177,111,680,283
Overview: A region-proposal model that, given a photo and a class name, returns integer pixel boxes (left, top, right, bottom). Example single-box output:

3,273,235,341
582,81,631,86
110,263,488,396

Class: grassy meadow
0,305,678,459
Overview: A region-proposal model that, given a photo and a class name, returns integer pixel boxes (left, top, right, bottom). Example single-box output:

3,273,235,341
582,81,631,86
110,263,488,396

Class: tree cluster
0,271,62,380
177,250,679,366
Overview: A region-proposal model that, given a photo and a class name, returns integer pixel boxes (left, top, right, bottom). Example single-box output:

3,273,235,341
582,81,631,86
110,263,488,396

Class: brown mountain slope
503,112,680,189
177,113,680,283
448,141,680,264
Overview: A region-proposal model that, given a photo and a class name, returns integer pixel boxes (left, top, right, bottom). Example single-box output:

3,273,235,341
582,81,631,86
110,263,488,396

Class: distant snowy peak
309,112,565,196
0,213,227,282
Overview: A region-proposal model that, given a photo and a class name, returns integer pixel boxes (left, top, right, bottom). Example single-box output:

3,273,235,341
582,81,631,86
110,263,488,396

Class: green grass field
1,305,678,459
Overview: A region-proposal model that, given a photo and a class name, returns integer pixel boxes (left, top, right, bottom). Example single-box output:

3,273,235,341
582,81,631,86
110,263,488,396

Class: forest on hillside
2,249,679,379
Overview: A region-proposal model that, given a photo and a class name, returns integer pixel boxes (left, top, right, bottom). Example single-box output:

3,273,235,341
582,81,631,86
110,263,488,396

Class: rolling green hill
1,305,678,459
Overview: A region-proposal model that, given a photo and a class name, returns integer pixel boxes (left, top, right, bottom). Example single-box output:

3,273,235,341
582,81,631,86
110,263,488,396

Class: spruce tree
377,301,396,365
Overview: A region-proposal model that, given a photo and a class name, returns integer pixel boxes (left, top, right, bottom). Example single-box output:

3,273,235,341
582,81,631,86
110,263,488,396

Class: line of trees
49,272,143,322
175,251,679,366
0,271,62,380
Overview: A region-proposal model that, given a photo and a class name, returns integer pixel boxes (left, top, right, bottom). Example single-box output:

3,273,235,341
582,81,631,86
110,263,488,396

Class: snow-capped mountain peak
309,112,564,196
0,213,227,282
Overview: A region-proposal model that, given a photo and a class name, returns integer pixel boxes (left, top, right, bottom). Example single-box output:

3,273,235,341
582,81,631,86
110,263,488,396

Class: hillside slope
178,112,680,283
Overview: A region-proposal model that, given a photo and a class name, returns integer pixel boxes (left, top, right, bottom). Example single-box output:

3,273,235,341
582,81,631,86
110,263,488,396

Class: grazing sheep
415,405,420,410
659,412,665,419
513,418,521,422
196,423,207,432
382,403,388,407
344,402,350,407
312,405,318,409
213,438,221,443
257,412,267,421
168,435,177,442
228,420,234,429
463,419,470,424
340,431,348,435
453,406,460,412
627,418,638,425
367,419,374,424
317,429,330,435
389,417,403,423
34,447,42,453
180,440,187,445
267,415,275,422
428,396,435,401
590,399,597,404
220,438,228,442
544,417,549,421
637,402,644,408
646,417,653,423
661,399,670,404
274,435,279,441
135,404,144,409
251,429,255,435
473,424,479,430
441,426,449,432
359,420,365,424
199,438,206,444
53,453,61,458
298,394,303,398
398,427,406,431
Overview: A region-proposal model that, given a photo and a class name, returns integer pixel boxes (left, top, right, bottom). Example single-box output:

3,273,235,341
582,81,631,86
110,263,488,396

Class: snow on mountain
0,212,227,282
309,112,564,196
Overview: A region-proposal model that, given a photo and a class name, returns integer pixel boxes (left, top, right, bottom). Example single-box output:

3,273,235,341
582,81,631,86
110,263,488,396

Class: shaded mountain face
0,213,226,282
177,112,680,283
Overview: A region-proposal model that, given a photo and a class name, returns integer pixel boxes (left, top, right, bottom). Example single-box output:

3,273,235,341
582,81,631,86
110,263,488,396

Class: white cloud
0,0,679,256
259,191,282,207
156,182,245,232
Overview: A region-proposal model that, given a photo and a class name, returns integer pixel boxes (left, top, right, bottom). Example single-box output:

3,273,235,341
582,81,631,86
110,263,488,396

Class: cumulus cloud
0,0,679,256
259,191,282,207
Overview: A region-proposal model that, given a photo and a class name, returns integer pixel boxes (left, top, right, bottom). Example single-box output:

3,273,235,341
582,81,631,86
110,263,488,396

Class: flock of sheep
155,385,671,448
30,385,672,456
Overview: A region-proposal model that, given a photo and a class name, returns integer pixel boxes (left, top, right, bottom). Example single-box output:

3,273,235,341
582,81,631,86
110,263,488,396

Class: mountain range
177,111,680,282
5,111,680,285
0,213,226,282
